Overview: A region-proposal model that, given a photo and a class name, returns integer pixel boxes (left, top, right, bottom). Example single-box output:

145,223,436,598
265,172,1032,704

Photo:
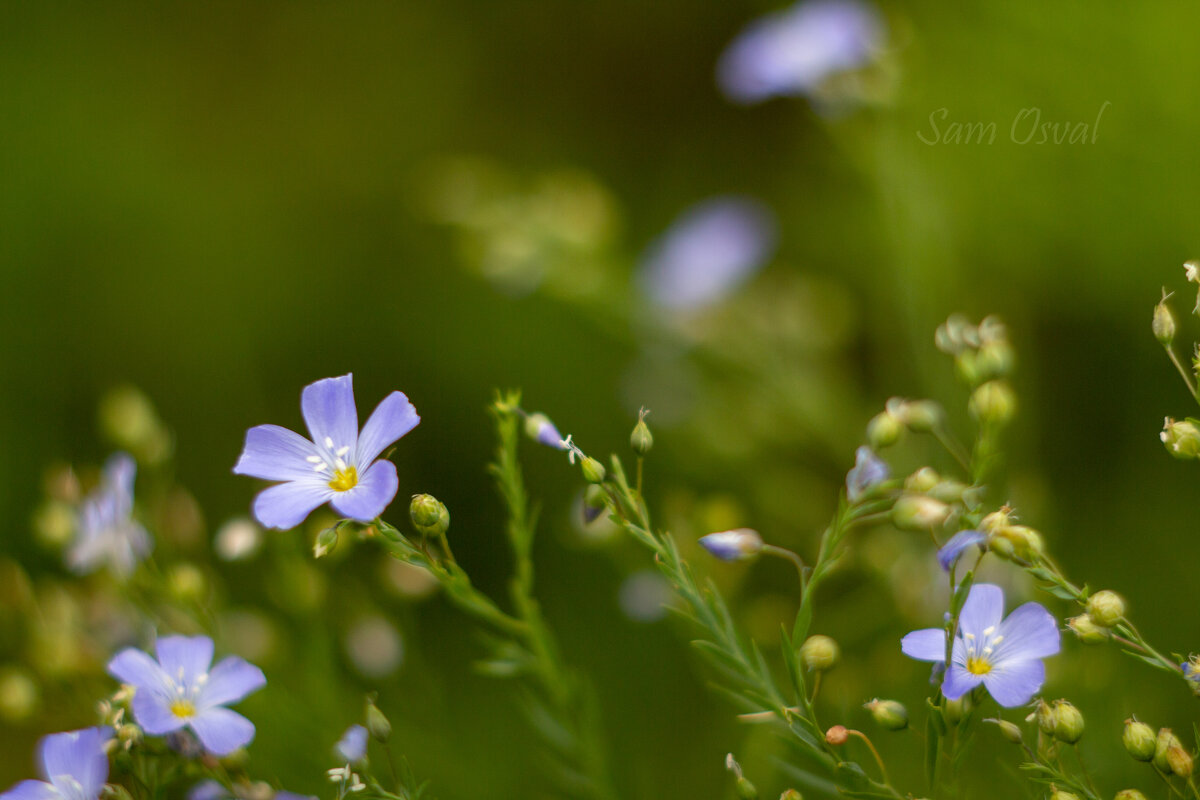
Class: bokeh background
3,2,1200,798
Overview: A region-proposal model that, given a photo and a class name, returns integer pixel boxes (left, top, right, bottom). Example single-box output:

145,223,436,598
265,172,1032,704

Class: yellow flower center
328,466,358,492
170,699,196,719
966,656,992,676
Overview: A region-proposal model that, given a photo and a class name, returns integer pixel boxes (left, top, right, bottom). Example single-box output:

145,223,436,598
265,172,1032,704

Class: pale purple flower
233,375,420,529
717,0,884,104
335,724,368,763
188,782,313,800
901,583,1059,707
1,728,111,800
937,530,987,572
107,635,266,756
67,453,151,578
846,446,888,502
639,197,777,310
699,528,764,562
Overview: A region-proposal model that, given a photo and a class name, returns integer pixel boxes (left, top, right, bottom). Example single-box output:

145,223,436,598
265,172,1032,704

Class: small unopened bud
866,411,903,449
725,754,758,799
892,495,951,531
779,791,803,800
365,699,392,743
1048,788,1079,800
986,718,1023,744
698,529,763,563
904,467,941,494
1033,699,1056,735
410,494,449,537
580,456,607,484
980,507,1013,534
1123,719,1156,761
893,399,943,432
630,409,653,455
993,525,1044,563
1115,790,1149,800
1086,590,1125,628
1161,418,1200,459
975,340,1015,381
969,381,1016,426
799,635,840,672
525,413,566,450
313,526,339,559
864,699,907,731
1052,700,1084,744
1168,746,1195,778
1154,728,1183,772
945,696,967,726
1067,615,1109,644
1187,260,1200,284
1154,302,1177,345
825,725,849,746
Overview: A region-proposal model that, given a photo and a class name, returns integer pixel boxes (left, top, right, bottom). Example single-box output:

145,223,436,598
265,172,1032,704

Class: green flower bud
1086,590,1126,628
735,778,758,800
975,340,1015,382
779,791,803,800
904,467,941,494
892,495,951,531
986,718,1023,744
1154,302,1177,345
928,479,969,504
1033,699,1056,735
1052,700,1084,744
366,698,392,742
410,494,449,537
1154,728,1183,772
1161,418,1200,459
1123,719,1156,761
1049,788,1080,800
979,508,1013,534
866,411,904,449
1168,745,1195,778
1115,790,1149,800
581,456,607,484
945,696,967,726
630,409,653,456
1067,614,1109,644
894,399,943,433
799,635,840,672
969,381,1017,426
1186,260,1200,284
993,525,1044,563
864,699,908,731
313,526,339,559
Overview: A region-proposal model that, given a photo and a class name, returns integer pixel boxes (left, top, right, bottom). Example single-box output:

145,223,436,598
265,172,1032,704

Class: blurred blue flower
639,197,777,310
234,375,420,529
845,446,888,502
901,584,1059,707
717,0,884,104
108,635,266,756
335,724,368,764
189,782,313,800
0,728,110,800
67,453,151,578
698,528,764,562
937,530,987,572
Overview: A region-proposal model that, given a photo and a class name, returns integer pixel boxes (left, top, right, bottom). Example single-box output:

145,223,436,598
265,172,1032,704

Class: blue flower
335,724,368,764
188,782,313,800
107,635,266,756
901,583,1059,707
717,0,884,105
234,375,420,529
67,453,151,578
698,528,764,562
936,530,987,572
639,197,777,310
1,728,111,800
846,446,888,502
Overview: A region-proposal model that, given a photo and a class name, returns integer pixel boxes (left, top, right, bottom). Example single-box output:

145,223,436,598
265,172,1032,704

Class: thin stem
1073,744,1098,797
847,729,890,786
1165,344,1199,400
933,423,972,473
762,544,808,596
808,670,823,705
381,741,402,791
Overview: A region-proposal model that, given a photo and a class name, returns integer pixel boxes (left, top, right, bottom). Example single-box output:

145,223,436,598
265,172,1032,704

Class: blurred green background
3,2,1200,798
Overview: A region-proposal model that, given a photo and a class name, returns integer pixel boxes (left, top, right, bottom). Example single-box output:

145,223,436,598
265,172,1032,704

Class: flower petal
252,480,333,530
958,583,1005,639
900,628,947,662
335,724,369,763
329,460,398,522
108,648,170,694
233,425,319,482
937,530,987,572
301,375,359,456
941,662,985,700
1,781,58,800
982,658,1046,707
39,729,110,797
156,636,214,685
356,391,419,467
994,602,1061,663
199,657,266,709
187,781,230,800
132,688,187,735
189,708,256,756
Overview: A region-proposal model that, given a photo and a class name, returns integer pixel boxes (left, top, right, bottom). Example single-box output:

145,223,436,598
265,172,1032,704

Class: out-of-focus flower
234,375,419,529
0,728,111,800
901,583,1059,707
344,617,404,679
0,667,39,723
936,530,987,572
717,0,884,104
698,528,764,562
639,197,777,310
846,446,888,502
188,781,314,800
618,571,673,623
335,724,368,764
107,635,266,755
67,453,151,578
214,518,263,562
524,413,566,450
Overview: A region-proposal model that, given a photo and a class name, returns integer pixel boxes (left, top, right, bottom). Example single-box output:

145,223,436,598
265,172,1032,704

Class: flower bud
1048,788,1079,800
864,699,908,731
779,791,803,800
969,381,1016,426
904,467,941,494
1187,260,1200,283
1154,302,1177,345
993,525,1044,563
945,696,967,726
581,456,607,484
979,507,1013,534
1033,699,1056,734
1052,700,1084,744
735,778,758,800
825,725,849,746
800,635,840,672
1067,614,1109,644
630,409,653,456
1168,746,1195,778
1154,728,1183,772
866,411,903,449
954,350,980,386
525,413,566,450
894,399,943,432
366,698,392,743
1086,590,1125,628
313,526,339,559
410,494,449,537
699,529,763,563
986,718,1023,744
1115,791,1149,800
1161,418,1200,459
1123,719,1156,761
975,340,1015,382
892,495,951,531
